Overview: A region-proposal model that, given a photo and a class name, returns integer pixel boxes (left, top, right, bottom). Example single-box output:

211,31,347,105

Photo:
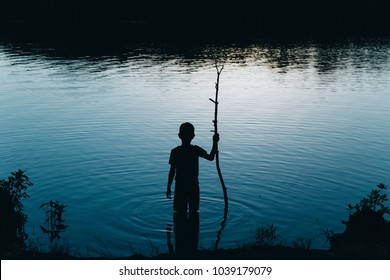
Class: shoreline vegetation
1,170,389,260
1,0,389,43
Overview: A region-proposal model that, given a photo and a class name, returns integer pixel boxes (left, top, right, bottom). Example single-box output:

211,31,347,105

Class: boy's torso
170,145,207,183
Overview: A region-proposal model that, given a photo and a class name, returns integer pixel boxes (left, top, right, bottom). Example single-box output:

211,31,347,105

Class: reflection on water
172,212,199,256
2,38,389,74
0,38,390,257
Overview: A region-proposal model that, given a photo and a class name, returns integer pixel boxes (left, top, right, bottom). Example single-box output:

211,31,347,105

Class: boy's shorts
174,182,199,213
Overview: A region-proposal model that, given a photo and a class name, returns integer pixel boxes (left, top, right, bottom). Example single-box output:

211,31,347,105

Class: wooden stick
211,64,228,211
214,201,228,249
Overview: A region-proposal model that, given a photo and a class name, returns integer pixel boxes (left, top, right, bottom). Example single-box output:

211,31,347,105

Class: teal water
1,39,390,256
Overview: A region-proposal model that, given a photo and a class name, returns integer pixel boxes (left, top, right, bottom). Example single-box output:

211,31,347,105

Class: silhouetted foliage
254,224,282,247
330,183,390,258
292,238,312,250
0,170,32,256
40,200,68,243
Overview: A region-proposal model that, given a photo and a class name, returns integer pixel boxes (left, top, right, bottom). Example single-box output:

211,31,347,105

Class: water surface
1,38,389,256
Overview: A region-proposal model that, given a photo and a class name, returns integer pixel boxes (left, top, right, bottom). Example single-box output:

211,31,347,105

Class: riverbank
6,244,390,260
5,183,389,260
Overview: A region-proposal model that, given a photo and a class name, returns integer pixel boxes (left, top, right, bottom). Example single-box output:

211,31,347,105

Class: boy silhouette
166,122,219,214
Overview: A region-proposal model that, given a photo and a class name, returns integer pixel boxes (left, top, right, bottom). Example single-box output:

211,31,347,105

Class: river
1,37,389,256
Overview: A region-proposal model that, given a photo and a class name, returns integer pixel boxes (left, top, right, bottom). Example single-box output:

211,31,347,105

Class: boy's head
178,122,195,141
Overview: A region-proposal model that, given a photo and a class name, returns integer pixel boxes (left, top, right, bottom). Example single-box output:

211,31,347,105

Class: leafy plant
0,170,32,255
255,224,281,247
40,200,68,243
342,183,389,236
330,183,390,257
345,183,389,219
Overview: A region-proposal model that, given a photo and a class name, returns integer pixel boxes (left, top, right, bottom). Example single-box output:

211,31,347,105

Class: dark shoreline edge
5,245,390,260
1,18,390,46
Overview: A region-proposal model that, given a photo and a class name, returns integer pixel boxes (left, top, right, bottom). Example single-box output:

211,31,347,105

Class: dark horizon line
1,0,389,43
1,21,389,45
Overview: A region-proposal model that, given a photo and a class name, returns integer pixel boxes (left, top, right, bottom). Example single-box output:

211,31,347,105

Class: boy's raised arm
205,133,219,161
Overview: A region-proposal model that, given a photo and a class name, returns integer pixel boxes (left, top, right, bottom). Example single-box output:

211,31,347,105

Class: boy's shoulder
171,145,205,152
171,145,182,152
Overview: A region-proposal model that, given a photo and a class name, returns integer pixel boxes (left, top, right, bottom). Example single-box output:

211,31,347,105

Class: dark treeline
1,0,389,41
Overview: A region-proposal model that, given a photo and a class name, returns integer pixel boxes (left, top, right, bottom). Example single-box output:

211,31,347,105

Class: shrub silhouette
330,183,390,257
0,170,32,256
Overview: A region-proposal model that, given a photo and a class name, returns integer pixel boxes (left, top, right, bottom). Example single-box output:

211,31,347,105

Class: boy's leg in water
187,211,199,253
173,183,188,213
174,210,199,255
188,184,200,214
174,210,188,255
